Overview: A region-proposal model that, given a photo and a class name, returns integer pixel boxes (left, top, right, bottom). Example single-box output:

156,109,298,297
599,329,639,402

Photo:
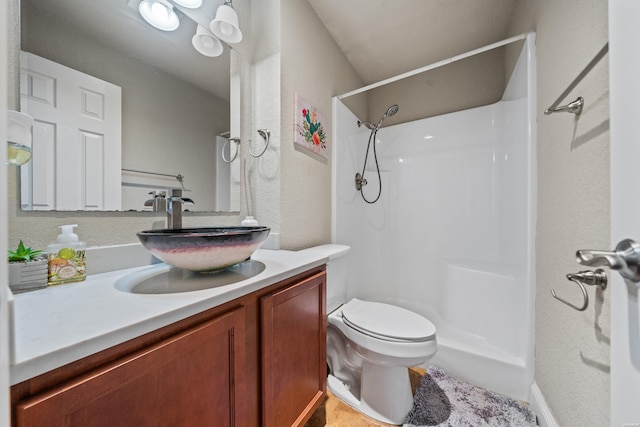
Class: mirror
19,0,241,212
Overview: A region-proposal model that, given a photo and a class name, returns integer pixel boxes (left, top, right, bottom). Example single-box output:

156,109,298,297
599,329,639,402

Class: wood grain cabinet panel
11,267,328,427
15,307,246,427
261,271,327,427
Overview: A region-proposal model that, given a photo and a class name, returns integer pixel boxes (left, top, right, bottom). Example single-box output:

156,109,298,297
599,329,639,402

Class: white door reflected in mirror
20,52,122,211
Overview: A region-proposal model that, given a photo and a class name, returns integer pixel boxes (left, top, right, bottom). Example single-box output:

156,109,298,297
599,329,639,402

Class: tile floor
305,368,425,427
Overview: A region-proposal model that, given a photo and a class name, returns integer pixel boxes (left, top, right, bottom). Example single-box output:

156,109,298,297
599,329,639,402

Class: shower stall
332,34,536,400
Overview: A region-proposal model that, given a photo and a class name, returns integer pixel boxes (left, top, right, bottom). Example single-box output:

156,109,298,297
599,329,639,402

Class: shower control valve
355,173,367,191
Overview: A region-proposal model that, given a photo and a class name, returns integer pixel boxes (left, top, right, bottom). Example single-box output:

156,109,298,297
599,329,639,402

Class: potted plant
8,240,48,293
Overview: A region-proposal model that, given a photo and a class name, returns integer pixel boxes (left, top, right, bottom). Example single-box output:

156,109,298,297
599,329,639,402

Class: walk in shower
333,34,536,400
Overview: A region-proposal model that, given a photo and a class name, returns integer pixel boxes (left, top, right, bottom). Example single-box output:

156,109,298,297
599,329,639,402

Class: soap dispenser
47,224,86,285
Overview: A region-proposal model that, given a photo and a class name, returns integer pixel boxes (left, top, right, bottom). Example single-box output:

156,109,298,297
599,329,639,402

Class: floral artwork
294,93,328,159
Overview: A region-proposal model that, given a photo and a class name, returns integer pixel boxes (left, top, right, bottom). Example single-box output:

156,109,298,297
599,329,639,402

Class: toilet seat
341,298,436,343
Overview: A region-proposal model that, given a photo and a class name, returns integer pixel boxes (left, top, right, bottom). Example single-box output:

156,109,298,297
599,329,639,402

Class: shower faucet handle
355,172,367,191
576,239,640,282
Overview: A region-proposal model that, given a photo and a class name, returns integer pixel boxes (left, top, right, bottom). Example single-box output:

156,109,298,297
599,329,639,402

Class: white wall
508,1,611,425
279,0,366,250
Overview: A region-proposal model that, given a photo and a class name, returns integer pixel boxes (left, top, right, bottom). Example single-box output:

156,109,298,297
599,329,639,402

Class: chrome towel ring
551,269,608,311
221,137,241,163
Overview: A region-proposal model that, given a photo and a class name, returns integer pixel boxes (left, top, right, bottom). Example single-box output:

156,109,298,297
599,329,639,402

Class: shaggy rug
403,366,537,427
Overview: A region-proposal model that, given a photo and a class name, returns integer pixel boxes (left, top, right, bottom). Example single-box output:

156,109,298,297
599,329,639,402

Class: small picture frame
294,93,328,159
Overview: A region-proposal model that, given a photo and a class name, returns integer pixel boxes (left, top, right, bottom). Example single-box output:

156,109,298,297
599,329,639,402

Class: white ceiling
307,0,517,85
23,0,231,100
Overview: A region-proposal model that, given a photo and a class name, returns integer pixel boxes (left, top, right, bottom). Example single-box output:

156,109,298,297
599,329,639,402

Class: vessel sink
137,226,270,272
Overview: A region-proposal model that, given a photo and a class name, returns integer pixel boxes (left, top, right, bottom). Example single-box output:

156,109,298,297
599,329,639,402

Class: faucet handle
577,239,640,282
168,196,194,205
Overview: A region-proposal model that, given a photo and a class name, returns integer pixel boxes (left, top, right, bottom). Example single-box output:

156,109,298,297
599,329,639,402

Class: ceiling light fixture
139,0,180,31
192,25,223,57
210,0,243,44
173,0,203,8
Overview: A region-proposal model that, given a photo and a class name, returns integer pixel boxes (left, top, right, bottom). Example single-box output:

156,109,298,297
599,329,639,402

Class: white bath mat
403,366,537,427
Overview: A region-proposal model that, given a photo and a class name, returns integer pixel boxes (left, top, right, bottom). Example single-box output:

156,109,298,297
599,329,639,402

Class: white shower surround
332,34,536,401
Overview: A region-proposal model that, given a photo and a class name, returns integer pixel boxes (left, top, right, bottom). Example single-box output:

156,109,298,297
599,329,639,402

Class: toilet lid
341,298,436,342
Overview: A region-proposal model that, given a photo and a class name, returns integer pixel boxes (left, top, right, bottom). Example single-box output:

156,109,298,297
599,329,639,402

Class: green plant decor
8,240,44,262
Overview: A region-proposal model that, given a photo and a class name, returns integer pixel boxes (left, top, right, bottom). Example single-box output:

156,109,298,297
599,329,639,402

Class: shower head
376,104,399,128
385,104,399,118
357,104,399,131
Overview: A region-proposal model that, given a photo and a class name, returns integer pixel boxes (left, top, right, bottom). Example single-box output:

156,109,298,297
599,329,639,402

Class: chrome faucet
167,189,194,229
144,191,166,212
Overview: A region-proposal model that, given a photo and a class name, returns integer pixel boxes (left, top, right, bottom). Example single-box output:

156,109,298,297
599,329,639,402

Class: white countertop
10,249,327,385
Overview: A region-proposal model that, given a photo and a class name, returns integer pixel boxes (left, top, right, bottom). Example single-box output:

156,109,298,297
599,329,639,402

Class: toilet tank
298,244,350,313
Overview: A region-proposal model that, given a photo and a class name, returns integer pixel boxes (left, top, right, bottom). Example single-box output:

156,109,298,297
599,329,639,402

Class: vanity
9,249,328,427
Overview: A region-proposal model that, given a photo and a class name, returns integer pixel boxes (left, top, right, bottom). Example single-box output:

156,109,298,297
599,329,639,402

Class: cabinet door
15,307,246,427
261,272,326,427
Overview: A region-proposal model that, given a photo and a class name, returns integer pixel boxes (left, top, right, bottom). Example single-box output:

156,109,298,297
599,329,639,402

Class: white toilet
301,244,437,425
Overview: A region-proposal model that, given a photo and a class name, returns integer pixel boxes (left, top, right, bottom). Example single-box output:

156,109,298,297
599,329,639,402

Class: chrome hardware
121,168,186,189
355,172,367,191
544,96,584,115
249,129,270,158
222,137,241,163
144,190,166,212
543,43,608,116
551,269,608,311
576,239,640,282
167,189,194,229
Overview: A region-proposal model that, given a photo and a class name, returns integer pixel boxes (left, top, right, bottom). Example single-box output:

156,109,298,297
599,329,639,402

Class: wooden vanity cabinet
10,266,326,427
261,270,326,426
14,308,247,427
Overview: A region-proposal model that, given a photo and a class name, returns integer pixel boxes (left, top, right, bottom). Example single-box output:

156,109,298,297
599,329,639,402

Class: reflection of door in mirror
19,0,239,213
20,52,122,211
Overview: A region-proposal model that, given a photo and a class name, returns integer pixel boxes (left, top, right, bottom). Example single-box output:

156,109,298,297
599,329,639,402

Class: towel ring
249,129,270,158
222,137,241,163
551,269,607,311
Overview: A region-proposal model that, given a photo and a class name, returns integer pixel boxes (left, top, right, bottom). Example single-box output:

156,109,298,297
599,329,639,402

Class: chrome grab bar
544,97,584,115
551,269,607,311
543,43,608,116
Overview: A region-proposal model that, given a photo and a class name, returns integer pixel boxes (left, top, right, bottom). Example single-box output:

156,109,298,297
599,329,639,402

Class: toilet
300,244,437,425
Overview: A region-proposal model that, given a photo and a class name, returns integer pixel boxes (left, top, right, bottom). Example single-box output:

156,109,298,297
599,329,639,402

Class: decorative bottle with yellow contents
47,224,86,285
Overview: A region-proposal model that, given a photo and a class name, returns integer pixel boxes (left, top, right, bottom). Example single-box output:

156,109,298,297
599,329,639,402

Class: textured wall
279,0,365,250
509,1,611,425
244,0,281,236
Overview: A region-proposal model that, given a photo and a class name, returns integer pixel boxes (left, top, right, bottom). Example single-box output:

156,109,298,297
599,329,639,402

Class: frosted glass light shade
210,4,242,44
173,0,202,8
139,0,180,31
192,25,223,57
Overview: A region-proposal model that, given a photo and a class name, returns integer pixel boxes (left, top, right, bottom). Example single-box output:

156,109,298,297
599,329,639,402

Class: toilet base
328,361,414,425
